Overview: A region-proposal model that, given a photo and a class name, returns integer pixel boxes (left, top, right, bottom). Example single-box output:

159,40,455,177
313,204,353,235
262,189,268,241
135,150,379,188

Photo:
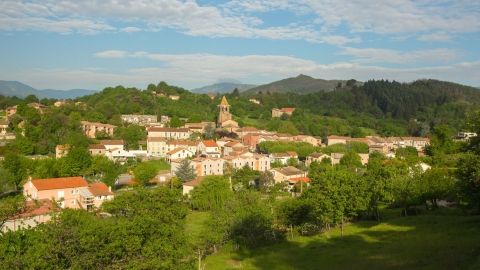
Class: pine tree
175,159,197,182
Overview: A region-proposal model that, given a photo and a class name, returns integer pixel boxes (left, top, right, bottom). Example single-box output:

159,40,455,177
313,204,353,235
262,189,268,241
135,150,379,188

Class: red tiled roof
89,144,106,150
167,147,186,155
11,199,57,219
202,140,218,147
147,137,167,142
31,177,88,191
88,182,114,196
183,176,205,187
148,127,190,132
281,107,296,113
289,177,311,183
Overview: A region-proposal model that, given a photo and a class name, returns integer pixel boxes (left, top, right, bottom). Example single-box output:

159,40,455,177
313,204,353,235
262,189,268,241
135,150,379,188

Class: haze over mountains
191,82,256,94
0,80,97,99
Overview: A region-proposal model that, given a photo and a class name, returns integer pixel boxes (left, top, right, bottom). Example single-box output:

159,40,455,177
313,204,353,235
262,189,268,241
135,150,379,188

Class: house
234,126,259,138
358,153,370,165
55,144,70,158
272,107,295,118
198,140,221,157
269,151,298,165
287,176,311,192
147,127,191,140
172,157,224,177
1,199,57,232
242,133,262,150
249,98,260,105
54,100,69,107
184,122,215,134
147,137,167,157
121,114,158,126
223,141,246,156
0,118,9,135
169,95,180,100
115,174,137,188
225,152,271,171
23,176,89,209
28,102,48,114
78,182,114,210
167,140,199,154
306,152,330,166
6,105,17,117
182,176,205,196
270,166,306,184
326,135,350,145
294,135,321,146
81,121,116,138
89,144,107,156
456,132,477,141
330,153,345,165
166,147,195,161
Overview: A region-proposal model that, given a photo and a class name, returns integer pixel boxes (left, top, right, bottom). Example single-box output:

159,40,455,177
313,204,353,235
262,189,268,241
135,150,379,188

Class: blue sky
0,0,479,90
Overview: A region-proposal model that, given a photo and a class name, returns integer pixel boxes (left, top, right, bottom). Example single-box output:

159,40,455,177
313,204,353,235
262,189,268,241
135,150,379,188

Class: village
1,96,438,232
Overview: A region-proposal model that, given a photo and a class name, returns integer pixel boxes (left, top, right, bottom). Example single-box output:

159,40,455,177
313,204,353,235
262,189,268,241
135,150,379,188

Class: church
217,96,239,131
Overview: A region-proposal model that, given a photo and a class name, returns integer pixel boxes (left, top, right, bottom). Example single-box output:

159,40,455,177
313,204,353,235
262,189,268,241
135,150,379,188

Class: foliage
175,159,197,182
190,176,233,211
133,161,158,186
258,141,321,158
456,153,480,211
0,187,193,269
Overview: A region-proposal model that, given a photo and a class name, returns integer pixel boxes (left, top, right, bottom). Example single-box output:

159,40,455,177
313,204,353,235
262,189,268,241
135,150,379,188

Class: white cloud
341,47,460,64
121,26,141,33
94,50,128,58
0,0,357,45
305,0,480,34
417,32,452,42
9,51,479,90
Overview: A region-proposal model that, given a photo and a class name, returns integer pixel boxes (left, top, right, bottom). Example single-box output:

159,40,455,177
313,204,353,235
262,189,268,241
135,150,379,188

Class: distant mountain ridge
192,82,256,94
244,74,352,95
0,80,97,99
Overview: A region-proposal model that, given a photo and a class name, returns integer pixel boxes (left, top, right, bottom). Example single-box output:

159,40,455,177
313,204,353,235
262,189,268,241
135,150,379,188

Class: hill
244,74,350,95
191,82,256,94
0,80,96,99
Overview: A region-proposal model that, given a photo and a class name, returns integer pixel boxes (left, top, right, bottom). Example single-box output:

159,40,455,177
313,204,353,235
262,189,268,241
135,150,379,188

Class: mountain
0,80,97,99
192,82,256,94
243,74,351,95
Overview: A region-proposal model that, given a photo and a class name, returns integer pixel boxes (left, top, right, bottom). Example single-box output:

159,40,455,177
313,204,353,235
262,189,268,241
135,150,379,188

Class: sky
1,0,479,90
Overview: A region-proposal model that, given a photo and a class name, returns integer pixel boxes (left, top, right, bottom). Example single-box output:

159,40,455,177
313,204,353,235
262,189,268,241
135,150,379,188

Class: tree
257,171,274,192
204,123,215,139
0,195,25,227
364,157,395,220
339,151,362,168
2,153,30,190
175,159,196,182
169,116,182,128
191,176,232,210
133,162,158,186
56,147,92,177
456,153,480,212
419,167,455,209
231,165,259,190
391,164,423,216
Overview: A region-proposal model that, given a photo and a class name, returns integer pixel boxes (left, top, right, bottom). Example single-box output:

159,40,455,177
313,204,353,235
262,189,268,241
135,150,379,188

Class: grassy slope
203,210,480,270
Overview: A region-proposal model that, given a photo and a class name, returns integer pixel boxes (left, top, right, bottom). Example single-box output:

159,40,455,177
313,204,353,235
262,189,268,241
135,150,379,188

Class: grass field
201,209,480,270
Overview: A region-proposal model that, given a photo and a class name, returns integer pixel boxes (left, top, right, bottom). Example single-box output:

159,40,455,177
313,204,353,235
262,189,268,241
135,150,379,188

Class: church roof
220,96,230,106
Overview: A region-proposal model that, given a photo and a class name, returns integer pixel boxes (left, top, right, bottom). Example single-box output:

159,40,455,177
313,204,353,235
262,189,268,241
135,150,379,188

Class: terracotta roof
286,151,298,157
167,147,186,155
148,127,190,132
289,177,311,183
183,176,205,187
273,166,304,176
225,141,242,147
202,140,218,147
10,199,57,219
309,152,327,158
328,135,350,140
281,107,296,113
167,140,198,146
100,140,124,145
220,96,230,106
89,144,106,150
31,177,88,191
88,182,114,196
